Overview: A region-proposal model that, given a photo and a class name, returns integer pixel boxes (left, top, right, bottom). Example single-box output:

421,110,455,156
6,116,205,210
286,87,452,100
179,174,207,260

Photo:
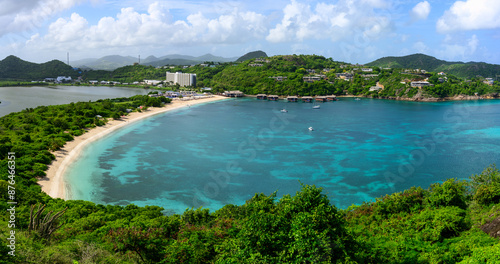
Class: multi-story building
166,72,197,87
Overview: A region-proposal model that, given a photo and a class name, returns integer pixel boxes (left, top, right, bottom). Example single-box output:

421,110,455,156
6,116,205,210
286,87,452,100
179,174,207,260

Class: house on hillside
56,76,72,83
411,81,433,88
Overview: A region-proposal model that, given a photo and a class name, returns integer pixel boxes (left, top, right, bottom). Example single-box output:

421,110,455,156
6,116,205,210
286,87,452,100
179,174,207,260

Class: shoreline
39,95,230,200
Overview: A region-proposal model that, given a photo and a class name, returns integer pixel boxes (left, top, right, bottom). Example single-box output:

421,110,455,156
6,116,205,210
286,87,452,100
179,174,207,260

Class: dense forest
1,94,500,263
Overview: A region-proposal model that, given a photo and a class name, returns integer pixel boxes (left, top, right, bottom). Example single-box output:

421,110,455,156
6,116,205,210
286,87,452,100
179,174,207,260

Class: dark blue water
65,98,500,214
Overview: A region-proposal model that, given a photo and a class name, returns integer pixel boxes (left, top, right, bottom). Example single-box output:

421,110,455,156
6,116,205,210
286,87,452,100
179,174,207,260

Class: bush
427,179,468,209
470,165,500,206
415,207,470,242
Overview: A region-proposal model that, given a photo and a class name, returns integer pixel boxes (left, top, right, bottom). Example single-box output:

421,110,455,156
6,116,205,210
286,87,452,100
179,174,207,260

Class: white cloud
413,41,429,53
1,0,85,36
410,1,431,21
266,0,393,43
438,34,480,60
437,0,500,33
27,1,268,53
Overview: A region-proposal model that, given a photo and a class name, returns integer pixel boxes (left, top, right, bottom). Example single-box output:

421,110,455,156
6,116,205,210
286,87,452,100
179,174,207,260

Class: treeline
0,81,49,87
0,95,500,263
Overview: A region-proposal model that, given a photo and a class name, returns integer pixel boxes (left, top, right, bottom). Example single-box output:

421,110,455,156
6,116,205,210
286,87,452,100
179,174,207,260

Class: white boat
312,105,320,109
280,109,288,113
308,127,314,131
355,98,361,101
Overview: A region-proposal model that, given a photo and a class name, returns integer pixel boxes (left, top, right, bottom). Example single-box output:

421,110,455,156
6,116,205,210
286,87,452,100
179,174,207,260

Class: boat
308,127,314,131
280,109,288,113
312,105,320,109
354,98,361,101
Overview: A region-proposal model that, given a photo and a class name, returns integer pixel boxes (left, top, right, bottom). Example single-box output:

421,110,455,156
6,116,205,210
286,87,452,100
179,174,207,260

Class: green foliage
469,165,500,206
415,207,470,242
427,179,468,209
459,243,500,263
0,55,79,81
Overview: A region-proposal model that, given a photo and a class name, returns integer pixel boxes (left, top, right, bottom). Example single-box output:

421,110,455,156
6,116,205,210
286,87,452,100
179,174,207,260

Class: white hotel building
166,72,197,87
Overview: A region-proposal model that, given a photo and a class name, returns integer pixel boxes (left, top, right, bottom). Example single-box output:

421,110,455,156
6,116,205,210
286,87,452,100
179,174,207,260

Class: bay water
65,98,500,214
0,85,149,117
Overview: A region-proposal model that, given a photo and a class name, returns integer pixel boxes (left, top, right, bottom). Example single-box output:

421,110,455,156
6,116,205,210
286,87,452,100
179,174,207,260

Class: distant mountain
71,53,239,70
366,53,500,78
0,55,78,81
236,50,268,62
71,55,138,71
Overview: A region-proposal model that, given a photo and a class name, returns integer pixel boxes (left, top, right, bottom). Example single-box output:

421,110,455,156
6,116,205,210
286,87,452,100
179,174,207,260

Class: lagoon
65,98,500,214
0,85,149,117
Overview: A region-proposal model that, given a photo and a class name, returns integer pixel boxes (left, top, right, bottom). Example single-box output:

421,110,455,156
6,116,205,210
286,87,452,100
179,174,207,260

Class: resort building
315,96,327,102
484,78,494,86
303,76,322,83
301,96,314,102
166,72,197,87
224,91,244,97
268,95,279,101
411,81,433,88
144,80,162,86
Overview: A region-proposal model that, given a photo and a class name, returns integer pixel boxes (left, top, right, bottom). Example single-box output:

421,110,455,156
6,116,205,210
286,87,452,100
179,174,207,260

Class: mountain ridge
366,53,500,78
0,55,78,80
70,53,239,70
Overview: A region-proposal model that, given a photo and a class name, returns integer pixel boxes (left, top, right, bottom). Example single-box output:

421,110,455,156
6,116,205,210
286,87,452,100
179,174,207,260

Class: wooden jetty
268,95,279,101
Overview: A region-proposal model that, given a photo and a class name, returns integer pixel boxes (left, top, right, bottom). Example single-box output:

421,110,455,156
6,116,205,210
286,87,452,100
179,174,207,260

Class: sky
1,0,499,64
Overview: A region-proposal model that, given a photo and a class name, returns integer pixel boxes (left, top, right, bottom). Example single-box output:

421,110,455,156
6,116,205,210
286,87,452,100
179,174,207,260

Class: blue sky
0,0,499,64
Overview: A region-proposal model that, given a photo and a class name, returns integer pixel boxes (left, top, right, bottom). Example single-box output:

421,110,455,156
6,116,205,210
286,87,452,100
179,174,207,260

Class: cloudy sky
1,0,499,64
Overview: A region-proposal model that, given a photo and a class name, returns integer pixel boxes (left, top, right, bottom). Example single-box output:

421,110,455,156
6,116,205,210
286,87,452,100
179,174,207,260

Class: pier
301,96,314,102
224,90,244,97
268,95,279,101
315,96,327,102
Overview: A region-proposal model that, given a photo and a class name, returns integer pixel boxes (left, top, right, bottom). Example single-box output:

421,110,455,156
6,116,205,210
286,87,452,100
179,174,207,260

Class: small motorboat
354,98,361,101
312,105,320,109
308,127,314,131
281,109,288,113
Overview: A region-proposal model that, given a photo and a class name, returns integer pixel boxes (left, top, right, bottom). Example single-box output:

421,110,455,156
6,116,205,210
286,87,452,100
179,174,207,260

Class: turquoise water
65,98,500,214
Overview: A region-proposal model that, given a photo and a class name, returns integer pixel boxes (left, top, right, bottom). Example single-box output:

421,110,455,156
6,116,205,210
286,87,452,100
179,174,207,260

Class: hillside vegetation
0,56,79,81
1,95,500,263
366,53,500,79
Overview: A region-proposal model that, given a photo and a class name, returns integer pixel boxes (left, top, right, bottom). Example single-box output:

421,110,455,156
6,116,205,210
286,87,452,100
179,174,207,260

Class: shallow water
65,98,500,214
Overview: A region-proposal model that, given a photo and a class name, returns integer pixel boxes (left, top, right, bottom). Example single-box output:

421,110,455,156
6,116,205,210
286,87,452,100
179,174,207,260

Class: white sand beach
39,95,230,199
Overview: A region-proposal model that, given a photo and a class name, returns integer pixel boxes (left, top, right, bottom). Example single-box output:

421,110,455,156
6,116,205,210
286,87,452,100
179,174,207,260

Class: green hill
0,55,79,81
81,54,500,100
366,53,500,79
236,50,268,62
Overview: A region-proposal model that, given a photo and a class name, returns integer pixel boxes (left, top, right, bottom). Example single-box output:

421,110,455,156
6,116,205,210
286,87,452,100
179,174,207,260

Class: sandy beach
39,95,230,199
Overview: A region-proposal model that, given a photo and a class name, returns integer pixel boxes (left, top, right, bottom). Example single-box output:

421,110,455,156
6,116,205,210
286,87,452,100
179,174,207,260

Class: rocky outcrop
480,216,500,238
